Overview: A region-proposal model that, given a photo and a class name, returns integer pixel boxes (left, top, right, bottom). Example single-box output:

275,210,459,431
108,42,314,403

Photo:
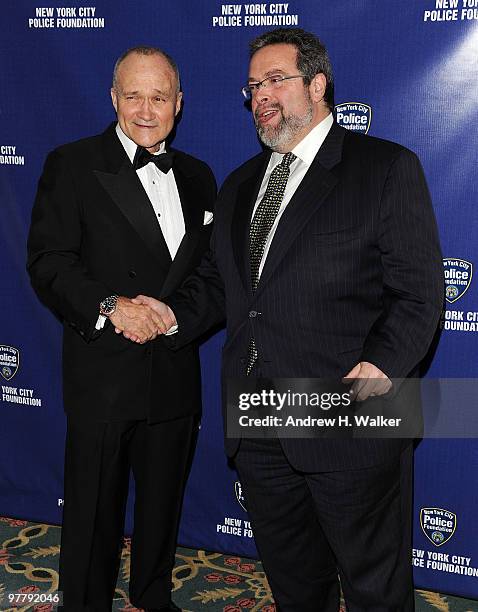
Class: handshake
109,295,176,344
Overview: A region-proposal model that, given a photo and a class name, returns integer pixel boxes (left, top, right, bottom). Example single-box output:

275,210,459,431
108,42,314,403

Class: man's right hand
109,296,169,344
132,295,177,328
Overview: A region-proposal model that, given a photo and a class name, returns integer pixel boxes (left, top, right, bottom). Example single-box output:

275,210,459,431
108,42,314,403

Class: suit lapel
94,124,172,272
254,122,344,298
231,152,271,295
160,160,205,297
174,158,204,233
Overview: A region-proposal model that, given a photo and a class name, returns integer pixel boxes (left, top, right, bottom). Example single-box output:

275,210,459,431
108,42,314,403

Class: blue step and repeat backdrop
1,0,478,600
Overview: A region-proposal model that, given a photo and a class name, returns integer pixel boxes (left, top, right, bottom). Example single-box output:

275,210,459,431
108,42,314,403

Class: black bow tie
132,147,175,173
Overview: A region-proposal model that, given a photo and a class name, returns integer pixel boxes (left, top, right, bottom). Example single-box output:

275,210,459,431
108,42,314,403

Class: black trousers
59,415,197,611
234,438,414,612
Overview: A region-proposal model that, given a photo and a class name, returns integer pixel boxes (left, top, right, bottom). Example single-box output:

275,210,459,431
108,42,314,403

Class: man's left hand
342,362,392,401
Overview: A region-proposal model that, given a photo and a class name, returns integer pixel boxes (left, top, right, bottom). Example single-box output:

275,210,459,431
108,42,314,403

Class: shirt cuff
95,314,107,330
165,324,178,336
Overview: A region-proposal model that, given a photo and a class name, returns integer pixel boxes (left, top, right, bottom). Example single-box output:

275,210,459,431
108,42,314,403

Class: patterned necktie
132,146,175,173
247,151,297,375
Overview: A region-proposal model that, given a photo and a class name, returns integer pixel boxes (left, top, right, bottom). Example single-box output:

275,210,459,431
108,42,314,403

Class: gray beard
255,103,313,151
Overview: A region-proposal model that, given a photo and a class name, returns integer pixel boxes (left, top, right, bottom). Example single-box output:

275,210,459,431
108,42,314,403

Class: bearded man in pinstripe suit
127,29,444,611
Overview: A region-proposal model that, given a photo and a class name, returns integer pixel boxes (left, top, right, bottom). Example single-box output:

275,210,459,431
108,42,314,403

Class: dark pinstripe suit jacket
166,122,444,471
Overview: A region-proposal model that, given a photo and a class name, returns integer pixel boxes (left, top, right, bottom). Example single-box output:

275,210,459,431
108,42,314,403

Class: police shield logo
335,102,372,134
420,507,457,547
443,258,473,303
234,481,247,512
0,345,20,381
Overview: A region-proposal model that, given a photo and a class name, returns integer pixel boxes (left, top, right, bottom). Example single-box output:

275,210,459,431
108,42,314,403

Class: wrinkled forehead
116,52,178,93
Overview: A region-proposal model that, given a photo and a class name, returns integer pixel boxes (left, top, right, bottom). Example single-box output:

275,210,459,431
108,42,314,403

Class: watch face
100,295,118,316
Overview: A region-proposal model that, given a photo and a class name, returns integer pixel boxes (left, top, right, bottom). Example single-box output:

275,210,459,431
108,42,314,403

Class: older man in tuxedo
27,46,216,611
126,29,443,611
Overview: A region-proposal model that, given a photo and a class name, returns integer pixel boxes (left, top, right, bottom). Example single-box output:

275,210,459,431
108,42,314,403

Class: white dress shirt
115,123,185,258
252,112,333,277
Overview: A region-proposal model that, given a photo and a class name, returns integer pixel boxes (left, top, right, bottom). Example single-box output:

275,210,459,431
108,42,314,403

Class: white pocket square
203,211,214,225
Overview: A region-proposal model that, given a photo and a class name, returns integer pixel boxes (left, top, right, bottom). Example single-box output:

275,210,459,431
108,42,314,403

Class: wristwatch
99,295,119,317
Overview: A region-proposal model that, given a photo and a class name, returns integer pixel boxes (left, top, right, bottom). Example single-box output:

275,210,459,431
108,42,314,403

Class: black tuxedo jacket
27,123,216,422
166,122,444,471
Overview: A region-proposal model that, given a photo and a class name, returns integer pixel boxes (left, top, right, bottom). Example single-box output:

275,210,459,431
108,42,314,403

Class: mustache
254,103,282,122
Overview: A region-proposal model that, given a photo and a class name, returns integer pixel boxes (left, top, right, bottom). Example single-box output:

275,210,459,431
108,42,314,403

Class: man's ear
111,88,118,112
309,73,327,104
175,91,183,116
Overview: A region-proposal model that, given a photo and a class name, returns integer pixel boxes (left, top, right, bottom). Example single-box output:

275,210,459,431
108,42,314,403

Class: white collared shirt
115,123,185,259
252,112,334,277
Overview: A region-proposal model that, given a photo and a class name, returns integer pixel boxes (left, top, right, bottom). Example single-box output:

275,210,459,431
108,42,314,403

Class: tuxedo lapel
173,163,203,233
231,152,271,295
94,124,172,272
159,161,205,297
254,123,344,298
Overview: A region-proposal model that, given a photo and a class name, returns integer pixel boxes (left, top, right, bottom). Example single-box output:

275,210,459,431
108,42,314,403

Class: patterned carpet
0,516,476,611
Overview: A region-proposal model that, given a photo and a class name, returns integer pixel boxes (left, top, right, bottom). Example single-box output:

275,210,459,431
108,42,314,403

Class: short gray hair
112,46,181,93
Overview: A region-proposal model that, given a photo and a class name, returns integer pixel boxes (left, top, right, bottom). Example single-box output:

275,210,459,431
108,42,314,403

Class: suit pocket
313,225,361,245
337,345,363,356
336,346,363,373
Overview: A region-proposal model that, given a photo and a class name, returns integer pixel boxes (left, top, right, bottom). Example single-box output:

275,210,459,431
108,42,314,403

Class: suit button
249,310,257,318
128,270,137,278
